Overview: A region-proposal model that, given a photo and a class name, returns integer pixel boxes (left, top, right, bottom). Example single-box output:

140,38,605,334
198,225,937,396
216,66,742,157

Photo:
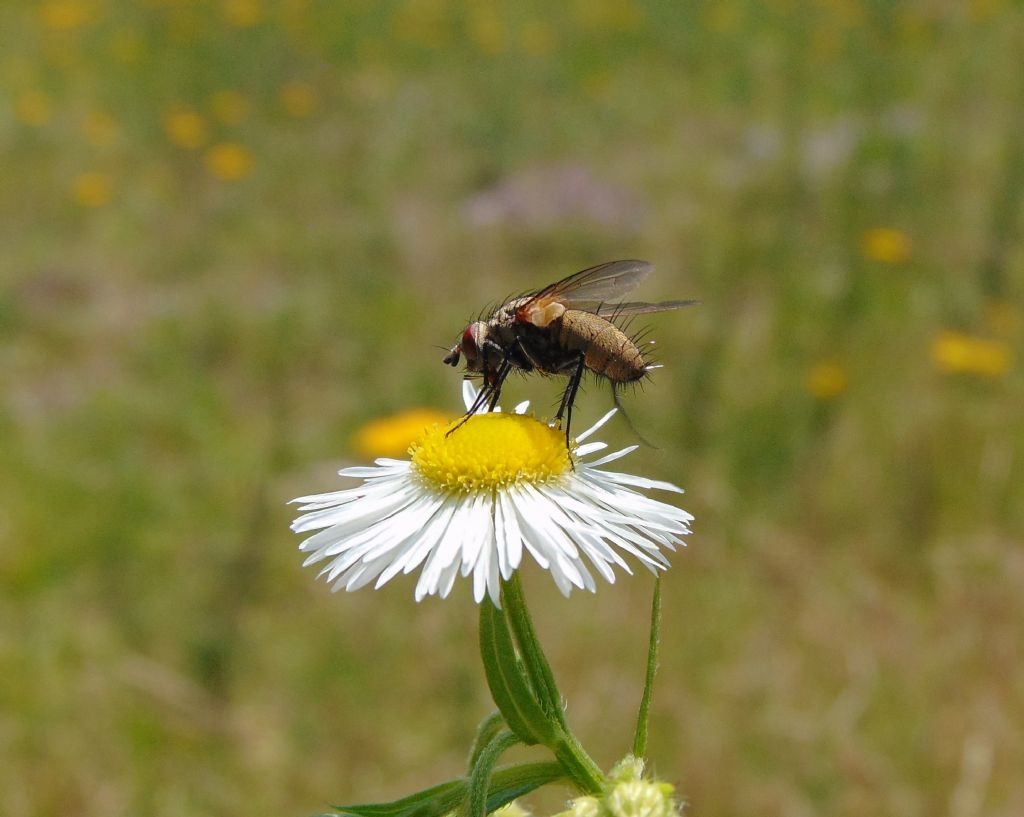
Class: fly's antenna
611,381,658,449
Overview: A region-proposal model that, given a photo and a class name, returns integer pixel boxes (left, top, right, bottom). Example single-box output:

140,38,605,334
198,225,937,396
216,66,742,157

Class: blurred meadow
2,0,1024,815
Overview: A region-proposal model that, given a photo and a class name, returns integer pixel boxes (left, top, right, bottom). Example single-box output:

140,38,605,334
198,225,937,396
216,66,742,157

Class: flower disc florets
411,414,571,494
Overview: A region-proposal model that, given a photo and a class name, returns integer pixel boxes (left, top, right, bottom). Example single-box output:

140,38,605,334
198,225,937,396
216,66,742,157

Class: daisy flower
290,383,693,605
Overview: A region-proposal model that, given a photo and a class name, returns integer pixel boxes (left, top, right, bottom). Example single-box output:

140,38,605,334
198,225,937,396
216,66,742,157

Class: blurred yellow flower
209,89,251,124
520,20,556,56
164,107,208,149
108,27,145,64
970,0,1007,20
204,143,253,180
43,39,82,68
468,7,506,55
168,7,203,42
703,3,744,34
898,9,932,45
931,331,1012,378
584,70,613,99
70,172,113,208
223,0,264,27
810,25,844,63
984,301,1020,337
281,0,311,21
391,0,450,48
39,0,92,31
351,408,453,459
279,81,317,118
806,360,849,400
15,91,53,126
573,0,644,32
861,227,912,264
819,0,866,27
82,110,120,147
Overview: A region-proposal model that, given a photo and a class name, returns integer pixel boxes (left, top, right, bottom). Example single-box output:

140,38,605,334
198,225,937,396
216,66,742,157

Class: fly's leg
555,353,586,450
446,355,513,437
485,355,513,411
511,335,543,371
446,380,493,437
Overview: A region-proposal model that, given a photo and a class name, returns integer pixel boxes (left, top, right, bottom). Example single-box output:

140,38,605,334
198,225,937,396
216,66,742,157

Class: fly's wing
516,260,653,326
592,299,700,317
531,259,652,304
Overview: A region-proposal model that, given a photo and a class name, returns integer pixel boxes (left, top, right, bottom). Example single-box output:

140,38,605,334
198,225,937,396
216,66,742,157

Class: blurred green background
2,0,1023,815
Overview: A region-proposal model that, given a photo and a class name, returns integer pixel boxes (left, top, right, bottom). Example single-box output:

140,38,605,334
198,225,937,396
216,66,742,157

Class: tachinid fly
442,260,696,444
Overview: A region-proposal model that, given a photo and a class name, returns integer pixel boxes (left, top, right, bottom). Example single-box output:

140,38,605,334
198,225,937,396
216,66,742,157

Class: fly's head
443,321,492,374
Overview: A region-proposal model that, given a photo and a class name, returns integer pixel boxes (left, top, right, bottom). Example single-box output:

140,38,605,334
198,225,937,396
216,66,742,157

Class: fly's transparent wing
524,260,653,308
592,299,700,317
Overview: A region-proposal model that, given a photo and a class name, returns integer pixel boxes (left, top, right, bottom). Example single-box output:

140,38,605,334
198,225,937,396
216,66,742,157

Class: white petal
595,471,685,494
437,554,462,599
399,503,458,575
497,490,523,576
337,463,409,479
493,493,510,579
472,500,496,603
460,494,489,576
462,379,478,411
419,497,475,591
573,441,608,458
373,500,453,586
575,407,617,442
585,445,639,468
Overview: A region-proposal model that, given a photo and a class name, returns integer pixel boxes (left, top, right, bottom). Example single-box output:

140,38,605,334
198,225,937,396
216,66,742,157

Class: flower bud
553,757,680,817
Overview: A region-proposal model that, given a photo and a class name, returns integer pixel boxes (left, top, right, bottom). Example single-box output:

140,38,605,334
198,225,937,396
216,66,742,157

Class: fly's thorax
492,298,530,326
559,310,646,382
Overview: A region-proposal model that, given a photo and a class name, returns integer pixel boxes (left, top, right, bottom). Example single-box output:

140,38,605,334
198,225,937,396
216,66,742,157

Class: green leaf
498,575,606,795
479,599,556,745
332,778,466,817
328,762,566,817
485,762,569,811
632,576,662,759
500,574,566,730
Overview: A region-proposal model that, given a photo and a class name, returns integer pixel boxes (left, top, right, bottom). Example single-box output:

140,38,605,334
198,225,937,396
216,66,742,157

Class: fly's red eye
461,327,478,356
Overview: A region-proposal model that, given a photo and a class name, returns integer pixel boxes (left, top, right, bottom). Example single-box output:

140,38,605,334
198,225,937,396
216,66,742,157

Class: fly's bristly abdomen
558,310,647,383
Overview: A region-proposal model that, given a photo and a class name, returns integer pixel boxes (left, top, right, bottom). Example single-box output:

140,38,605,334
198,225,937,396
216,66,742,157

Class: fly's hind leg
555,353,586,450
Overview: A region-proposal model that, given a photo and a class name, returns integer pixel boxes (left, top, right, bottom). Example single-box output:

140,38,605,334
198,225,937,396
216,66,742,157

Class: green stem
500,573,606,795
551,733,607,796
464,730,520,817
632,575,662,759
467,712,507,771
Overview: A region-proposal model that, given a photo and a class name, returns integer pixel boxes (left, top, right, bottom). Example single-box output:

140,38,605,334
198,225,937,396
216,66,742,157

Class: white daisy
290,383,693,605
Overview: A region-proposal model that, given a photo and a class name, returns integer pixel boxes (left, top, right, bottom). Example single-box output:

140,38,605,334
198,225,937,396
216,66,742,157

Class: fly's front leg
446,353,515,438
446,380,493,437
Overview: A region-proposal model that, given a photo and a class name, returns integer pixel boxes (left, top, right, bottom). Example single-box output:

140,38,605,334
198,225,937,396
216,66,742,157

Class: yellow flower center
410,413,571,493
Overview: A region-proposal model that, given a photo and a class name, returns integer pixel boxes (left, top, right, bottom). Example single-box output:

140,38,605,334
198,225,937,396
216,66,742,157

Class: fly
442,259,696,445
